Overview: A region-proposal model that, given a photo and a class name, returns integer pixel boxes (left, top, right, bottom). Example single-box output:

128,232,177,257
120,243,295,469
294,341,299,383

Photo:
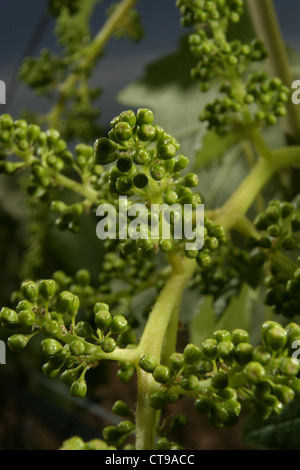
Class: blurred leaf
190,283,254,346
194,130,241,169
243,402,300,450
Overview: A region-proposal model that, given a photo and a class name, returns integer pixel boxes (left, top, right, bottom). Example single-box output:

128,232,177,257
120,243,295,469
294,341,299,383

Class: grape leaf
189,283,254,346
243,402,300,450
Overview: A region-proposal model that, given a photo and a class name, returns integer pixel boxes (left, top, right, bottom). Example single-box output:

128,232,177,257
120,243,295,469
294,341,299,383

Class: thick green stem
84,0,138,65
135,369,158,450
213,157,275,230
138,257,197,361
54,172,99,203
213,146,300,230
247,0,300,141
161,303,181,365
134,256,197,449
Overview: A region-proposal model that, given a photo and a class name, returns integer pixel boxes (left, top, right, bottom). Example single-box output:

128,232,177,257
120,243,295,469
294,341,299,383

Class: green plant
1,0,300,451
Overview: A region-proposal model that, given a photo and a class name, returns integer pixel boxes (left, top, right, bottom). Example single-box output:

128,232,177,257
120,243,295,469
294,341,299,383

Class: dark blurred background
0,0,300,450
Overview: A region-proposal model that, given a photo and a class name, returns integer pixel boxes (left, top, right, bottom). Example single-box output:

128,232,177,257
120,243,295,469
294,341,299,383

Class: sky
0,0,300,127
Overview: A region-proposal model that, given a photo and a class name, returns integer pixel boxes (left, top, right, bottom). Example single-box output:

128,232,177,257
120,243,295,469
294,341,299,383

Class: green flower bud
212,330,231,343
41,338,63,356
174,155,189,171
70,340,86,356
291,378,300,400
157,142,177,160
209,403,229,427
133,173,148,188
117,365,135,383
75,321,93,338
153,365,172,384
281,202,294,218
266,326,287,350
21,280,38,302
169,352,185,371
18,309,36,327
16,300,33,313
75,269,91,287
244,361,265,383
150,165,165,181
201,338,217,360
61,368,80,386
131,149,150,165
95,309,112,330
60,436,85,450
159,239,173,253
261,320,282,343
234,342,253,364
279,357,299,376
167,393,181,404
113,423,133,442
217,341,235,361
252,345,271,365
102,425,122,444
138,354,157,373
119,110,136,127
183,173,198,188
116,175,133,193
114,121,133,141
70,379,87,398
196,252,211,268
195,396,212,414
273,384,295,405
0,307,19,327
112,400,132,417
183,343,202,363
101,337,116,353
0,114,14,129
7,334,29,351
38,279,56,301
94,138,118,165
156,438,170,450
117,156,132,173
117,326,136,348
282,235,297,251
163,188,178,205
46,129,60,145
42,361,61,379
49,349,68,370
179,374,199,390
231,329,249,345
75,144,93,159
56,291,79,316
94,302,110,313
211,371,228,390
149,391,168,409
109,315,128,334
137,124,156,141
136,108,154,125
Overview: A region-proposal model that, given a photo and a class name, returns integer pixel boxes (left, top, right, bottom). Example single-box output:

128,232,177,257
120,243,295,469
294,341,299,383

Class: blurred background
0,0,300,450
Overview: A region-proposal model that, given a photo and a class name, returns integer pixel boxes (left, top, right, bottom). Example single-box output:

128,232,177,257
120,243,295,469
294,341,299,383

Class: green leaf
194,130,241,169
243,402,300,450
189,283,254,346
